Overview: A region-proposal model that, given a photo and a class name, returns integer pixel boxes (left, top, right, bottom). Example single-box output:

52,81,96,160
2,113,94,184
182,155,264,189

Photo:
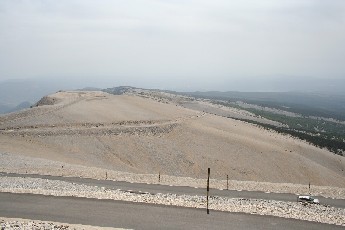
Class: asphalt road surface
0,193,343,230
1,172,344,209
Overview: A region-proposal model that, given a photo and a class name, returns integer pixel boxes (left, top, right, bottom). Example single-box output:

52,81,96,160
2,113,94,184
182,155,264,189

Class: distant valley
172,90,345,156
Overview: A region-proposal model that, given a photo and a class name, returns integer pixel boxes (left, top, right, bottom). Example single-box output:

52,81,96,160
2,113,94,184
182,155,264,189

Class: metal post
207,168,210,214
226,174,229,190
159,172,161,183
309,182,311,195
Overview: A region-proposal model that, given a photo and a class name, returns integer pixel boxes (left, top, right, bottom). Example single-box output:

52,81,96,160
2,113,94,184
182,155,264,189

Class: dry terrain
1,90,344,187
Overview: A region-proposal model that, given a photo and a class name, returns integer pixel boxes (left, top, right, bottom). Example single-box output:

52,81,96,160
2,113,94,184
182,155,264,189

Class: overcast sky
0,0,344,91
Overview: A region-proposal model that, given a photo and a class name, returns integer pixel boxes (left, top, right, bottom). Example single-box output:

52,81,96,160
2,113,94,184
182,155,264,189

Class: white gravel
1,152,345,199
1,176,344,227
0,217,129,230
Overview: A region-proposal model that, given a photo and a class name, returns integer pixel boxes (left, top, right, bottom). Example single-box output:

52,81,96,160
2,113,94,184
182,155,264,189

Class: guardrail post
207,168,210,214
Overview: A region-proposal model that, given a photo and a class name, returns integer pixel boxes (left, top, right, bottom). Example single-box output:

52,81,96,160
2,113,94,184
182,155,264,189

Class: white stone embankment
1,152,345,199
0,176,344,226
0,217,128,230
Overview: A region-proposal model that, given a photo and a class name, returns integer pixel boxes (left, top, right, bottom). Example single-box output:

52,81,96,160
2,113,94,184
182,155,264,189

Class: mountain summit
0,90,344,187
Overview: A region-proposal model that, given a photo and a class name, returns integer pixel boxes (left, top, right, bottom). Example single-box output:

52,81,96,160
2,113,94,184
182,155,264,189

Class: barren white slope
0,91,344,187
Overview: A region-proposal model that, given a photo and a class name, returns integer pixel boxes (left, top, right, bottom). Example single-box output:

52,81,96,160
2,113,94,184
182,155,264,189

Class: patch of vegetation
239,99,345,121
184,92,345,156
214,103,345,155
103,86,137,95
245,109,345,141
231,117,345,156
211,100,243,110
182,91,345,121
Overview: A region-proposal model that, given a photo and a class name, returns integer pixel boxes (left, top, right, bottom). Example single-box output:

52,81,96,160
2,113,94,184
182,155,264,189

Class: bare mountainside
0,90,344,187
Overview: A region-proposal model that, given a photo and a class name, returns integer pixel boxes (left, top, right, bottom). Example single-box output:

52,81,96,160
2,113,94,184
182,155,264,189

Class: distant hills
1,79,345,121
159,90,345,155
0,79,82,114
174,91,345,121
103,86,136,95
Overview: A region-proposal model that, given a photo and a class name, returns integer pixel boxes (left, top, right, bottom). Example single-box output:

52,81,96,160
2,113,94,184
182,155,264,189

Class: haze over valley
1,0,345,229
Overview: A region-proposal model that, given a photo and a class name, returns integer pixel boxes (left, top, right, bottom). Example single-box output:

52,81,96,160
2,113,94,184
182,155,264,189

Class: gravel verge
1,176,344,226
1,152,344,199
0,217,129,230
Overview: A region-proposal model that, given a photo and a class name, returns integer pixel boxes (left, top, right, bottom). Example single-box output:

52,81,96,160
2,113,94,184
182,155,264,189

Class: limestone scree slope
0,91,344,187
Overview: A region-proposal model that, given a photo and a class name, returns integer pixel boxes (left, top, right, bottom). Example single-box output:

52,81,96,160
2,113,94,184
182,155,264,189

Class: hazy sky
1,0,345,91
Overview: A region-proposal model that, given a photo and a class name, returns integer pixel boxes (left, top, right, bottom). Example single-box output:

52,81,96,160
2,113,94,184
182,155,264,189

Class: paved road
1,172,344,209
0,193,342,230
